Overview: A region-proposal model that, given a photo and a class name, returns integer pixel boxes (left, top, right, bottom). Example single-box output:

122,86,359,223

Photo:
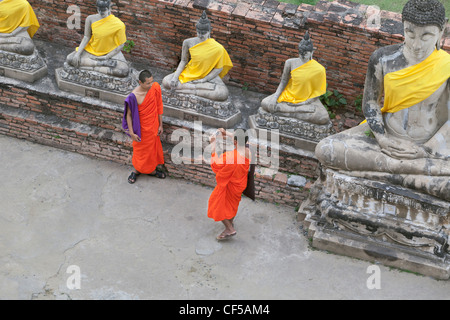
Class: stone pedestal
299,169,450,280
161,88,241,128
0,49,47,83
249,109,334,152
55,63,138,104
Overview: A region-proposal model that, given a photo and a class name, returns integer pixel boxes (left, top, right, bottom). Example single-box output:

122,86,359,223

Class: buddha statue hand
96,58,117,67
265,96,280,113
1,35,22,44
169,77,179,90
71,52,82,68
377,134,430,160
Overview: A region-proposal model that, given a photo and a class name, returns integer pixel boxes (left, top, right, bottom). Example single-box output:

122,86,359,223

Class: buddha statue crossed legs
162,11,233,102
65,0,129,78
315,0,449,200
260,31,330,125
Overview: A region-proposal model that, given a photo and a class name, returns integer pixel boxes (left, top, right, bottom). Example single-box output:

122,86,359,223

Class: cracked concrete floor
0,135,449,300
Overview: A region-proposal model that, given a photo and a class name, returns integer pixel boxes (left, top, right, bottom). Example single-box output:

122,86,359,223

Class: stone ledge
157,0,449,44
299,169,450,280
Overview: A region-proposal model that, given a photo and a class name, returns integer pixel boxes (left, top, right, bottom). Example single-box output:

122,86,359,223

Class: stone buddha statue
259,31,330,125
162,11,233,102
315,0,449,200
65,0,129,78
0,0,39,56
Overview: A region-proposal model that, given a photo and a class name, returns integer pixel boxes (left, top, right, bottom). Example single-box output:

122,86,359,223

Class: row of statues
0,0,329,123
1,0,449,201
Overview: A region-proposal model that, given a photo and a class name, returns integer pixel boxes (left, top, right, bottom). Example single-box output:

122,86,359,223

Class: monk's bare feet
216,229,236,241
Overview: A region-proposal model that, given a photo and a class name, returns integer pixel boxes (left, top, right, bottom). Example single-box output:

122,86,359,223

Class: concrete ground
0,134,449,300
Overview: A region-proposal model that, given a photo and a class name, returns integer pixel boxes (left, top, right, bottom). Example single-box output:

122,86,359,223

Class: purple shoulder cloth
122,93,141,139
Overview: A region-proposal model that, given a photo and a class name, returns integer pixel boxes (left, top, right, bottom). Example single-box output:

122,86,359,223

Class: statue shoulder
85,14,101,25
284,57,299,69
368,43,403,65
183,37,200,47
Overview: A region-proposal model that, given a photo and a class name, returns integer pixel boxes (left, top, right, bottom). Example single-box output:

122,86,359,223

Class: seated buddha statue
162,11,233,102
0,0,39,56
315,0,449,200
65,0,129,78
260,31,330,125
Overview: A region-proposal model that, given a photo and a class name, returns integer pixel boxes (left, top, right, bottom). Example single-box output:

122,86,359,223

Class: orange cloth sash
132,82,164,174
208,149,250,222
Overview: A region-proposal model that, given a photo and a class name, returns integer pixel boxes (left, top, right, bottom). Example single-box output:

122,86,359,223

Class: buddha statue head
196,11,211,42
402,0,447,52
298,31,314,61
96,0,111,18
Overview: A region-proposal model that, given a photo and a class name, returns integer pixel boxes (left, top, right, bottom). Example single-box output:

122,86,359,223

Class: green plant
354,94,363,112
123,40,135,54
364,129,375,138
319,84,347,119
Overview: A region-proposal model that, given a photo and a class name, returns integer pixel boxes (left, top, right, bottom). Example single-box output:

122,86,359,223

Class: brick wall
28,0,450,106
0,81,315,208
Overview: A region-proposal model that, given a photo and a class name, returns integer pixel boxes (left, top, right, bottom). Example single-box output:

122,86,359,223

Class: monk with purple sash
122,70,165,183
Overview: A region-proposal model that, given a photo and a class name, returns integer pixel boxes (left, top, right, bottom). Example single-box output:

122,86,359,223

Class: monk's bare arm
158,114,163,136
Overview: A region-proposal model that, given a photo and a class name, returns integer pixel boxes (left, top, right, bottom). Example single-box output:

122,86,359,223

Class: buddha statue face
97,0,111,18
299,49,312,62
402,0,447,56
196,28,210,42
403,21,443,61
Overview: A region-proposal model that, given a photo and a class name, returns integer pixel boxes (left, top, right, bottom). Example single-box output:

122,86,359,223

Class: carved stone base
0,49,47,82
299,169,450,280
55,63,138,104
249,109,334,152
161,88,241,128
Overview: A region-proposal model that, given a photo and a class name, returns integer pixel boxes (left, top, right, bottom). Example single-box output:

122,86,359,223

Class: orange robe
132,82,164,174
208,149,250,222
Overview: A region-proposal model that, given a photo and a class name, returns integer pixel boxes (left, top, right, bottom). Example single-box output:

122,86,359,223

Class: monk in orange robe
122,70,165,183
208,129,250,240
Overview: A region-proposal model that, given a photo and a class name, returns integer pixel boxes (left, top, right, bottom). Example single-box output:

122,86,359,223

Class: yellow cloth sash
382,49,450,114
277,59,327,104
179,38,233,83
0,0,39,38
83,15,126,56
